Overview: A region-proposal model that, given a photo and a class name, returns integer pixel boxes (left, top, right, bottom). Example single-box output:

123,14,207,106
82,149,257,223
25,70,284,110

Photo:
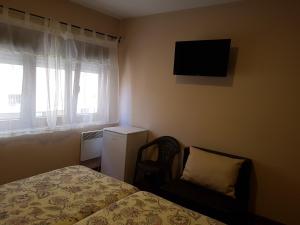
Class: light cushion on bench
181,146,244,198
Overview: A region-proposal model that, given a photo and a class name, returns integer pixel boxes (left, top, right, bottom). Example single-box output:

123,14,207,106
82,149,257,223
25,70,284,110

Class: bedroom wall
119,0,300,224
0,0,120,184
0,124,115,184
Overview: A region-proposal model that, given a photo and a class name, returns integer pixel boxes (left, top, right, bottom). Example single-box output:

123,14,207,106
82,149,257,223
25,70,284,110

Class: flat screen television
173,39,231,76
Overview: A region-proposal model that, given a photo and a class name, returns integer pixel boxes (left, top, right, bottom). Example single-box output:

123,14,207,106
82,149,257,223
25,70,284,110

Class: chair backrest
155,136,181,166
183,146,252,208
134,136,180,185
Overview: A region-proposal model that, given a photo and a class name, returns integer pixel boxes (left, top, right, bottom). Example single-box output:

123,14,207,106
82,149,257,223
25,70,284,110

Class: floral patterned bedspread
0,165,138,225
74,191,226,225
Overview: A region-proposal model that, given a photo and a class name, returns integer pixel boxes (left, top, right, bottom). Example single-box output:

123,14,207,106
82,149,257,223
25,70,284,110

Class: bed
0,165,138,225
0,165,225,225
74,191,225,225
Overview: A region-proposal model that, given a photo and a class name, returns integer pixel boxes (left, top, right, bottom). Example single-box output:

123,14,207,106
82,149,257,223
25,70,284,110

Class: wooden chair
133,136,180,192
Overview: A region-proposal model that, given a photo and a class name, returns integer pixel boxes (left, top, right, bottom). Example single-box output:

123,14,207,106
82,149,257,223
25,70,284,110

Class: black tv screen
173,39,231,76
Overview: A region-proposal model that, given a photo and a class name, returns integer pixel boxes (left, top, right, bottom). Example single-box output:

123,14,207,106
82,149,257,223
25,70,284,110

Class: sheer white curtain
0,7,119,136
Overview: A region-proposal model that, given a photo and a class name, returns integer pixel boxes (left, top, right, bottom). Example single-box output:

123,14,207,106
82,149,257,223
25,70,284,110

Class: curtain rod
0,5,121,42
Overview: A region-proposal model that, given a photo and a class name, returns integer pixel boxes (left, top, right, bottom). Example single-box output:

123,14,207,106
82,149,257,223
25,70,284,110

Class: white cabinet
101,126,148,184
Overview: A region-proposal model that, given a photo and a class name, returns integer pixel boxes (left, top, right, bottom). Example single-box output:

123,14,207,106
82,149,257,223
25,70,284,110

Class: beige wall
119,0,300,224
0,124,115,184
0,0,120,184
0,130,80,184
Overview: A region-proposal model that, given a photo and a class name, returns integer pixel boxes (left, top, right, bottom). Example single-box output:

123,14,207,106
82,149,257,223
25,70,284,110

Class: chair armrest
136,139,159,161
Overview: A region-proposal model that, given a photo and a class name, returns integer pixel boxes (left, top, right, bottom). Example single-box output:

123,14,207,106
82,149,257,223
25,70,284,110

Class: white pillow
181,146,244,198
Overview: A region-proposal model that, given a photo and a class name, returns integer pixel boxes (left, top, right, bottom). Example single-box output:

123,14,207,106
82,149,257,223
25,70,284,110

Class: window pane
36,67,65,117
0,63,23,119
77,72,98,114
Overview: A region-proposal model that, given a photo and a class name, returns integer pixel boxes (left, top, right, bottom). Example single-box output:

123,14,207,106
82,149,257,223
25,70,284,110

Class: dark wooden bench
159,146,252,225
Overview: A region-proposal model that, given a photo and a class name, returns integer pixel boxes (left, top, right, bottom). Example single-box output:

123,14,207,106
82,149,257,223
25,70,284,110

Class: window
36,67,66,117
77,71,98,114
0,57,116,136
0,16,119,137
0,63,23,120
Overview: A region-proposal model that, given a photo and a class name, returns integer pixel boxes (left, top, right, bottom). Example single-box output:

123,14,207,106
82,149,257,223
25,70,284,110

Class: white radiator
80,130,103,161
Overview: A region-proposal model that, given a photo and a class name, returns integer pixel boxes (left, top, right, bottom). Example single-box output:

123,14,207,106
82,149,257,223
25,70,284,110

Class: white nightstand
101,126,148,184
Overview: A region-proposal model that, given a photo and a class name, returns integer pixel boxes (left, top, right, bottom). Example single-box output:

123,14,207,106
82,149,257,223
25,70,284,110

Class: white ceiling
70,0,239,19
